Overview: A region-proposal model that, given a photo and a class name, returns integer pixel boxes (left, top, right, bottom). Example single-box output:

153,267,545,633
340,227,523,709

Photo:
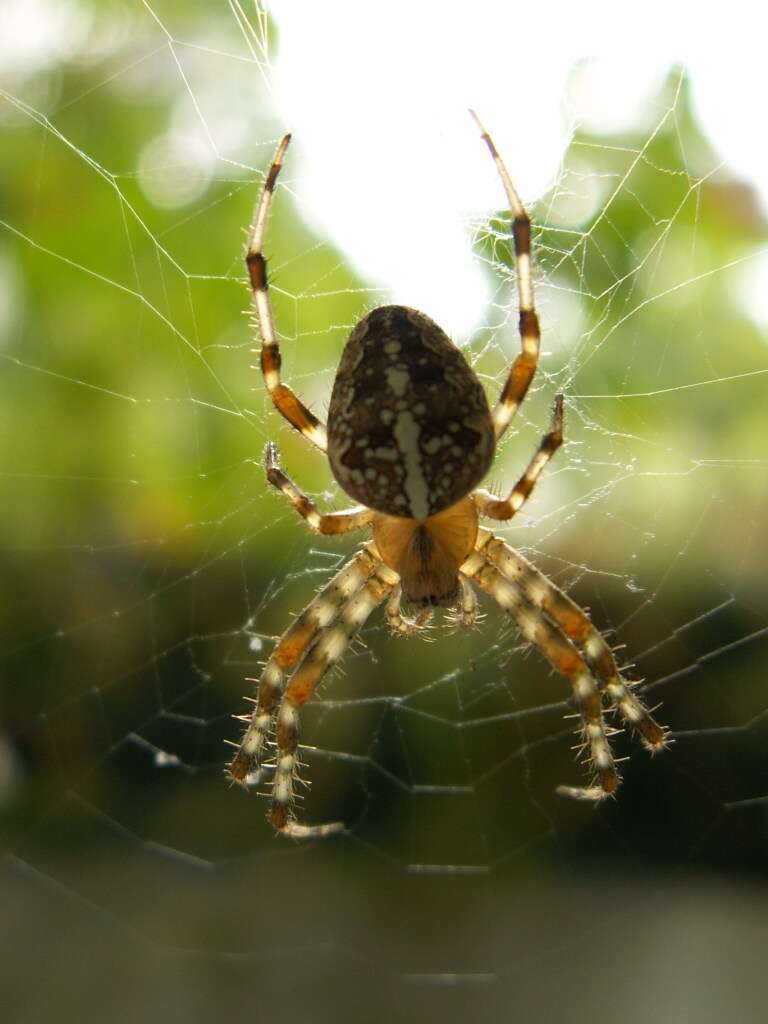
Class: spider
229,112,668,838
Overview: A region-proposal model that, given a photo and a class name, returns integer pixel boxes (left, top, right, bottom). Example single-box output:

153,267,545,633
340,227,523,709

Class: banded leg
462,544,619,798
474,394,564,521
471,110,540,440
265,442,373,535
229,545,381,783
478,530,667,751
270,561,398,838
246,134,328,451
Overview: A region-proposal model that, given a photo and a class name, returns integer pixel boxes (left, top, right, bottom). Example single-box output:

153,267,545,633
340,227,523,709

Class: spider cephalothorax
229,114,669,839
372,495,479,605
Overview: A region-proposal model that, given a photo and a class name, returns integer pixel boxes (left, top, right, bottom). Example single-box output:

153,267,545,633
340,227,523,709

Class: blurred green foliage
1,16,767,882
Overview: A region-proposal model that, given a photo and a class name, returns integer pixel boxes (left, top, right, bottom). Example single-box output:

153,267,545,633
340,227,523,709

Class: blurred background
1,1,767,1021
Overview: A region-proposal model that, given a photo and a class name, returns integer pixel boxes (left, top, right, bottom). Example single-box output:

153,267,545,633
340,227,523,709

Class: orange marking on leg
547,646,584,679
275,715,298,753
229,750,252,783
270,384,322,433
270,802,289,832
502,354,537,405
275,621,320,669
555,607,592,643
284,662,323,708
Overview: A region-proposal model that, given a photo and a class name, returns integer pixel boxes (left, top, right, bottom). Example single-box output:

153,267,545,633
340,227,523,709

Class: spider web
2,2,768,1020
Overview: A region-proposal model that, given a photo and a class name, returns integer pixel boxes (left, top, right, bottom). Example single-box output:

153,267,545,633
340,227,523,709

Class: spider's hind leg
229,544,381,785
462,540,620,799
269,559,398,838
479,533,668,753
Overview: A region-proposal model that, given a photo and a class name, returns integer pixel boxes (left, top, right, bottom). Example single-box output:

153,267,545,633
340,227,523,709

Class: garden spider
229,112,668,838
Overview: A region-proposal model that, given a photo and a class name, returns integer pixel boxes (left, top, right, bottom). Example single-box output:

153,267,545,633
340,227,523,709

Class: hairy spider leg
229,545,381,784
474,394,564,520
477,532,668,752
246,134,328,452
456,575,479,627
269,559,398,838
231,119,670,836
264,441,373,534
461,544,620,799
385,585,434,637
470,110,541,441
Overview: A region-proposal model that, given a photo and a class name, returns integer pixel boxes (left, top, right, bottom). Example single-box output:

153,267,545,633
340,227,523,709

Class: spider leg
246,134,328,452
462,539,619,799
477,529,668,752
229,544,381,784
264,441,374,535
385,585,433,637
474,394,564,521
455,575,479,628
269,558,399,838
471,110,540,441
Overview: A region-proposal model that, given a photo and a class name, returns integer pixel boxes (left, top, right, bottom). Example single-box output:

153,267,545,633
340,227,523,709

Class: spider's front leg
247,134,328,452
471,110,541,441
264,442,373,535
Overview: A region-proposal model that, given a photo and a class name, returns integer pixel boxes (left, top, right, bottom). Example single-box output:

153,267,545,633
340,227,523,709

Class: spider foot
556,782,614,803
605,679,669,754
225,739,255,784
270,804,345,840
229,758,265,787
641,720,673,755
228,732,273,785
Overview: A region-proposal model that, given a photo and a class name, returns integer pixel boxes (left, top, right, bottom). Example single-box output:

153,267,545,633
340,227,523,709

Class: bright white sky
1,0,767,335
270,0,768,336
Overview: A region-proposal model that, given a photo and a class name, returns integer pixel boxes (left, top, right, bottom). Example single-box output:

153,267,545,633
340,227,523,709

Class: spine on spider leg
229,659,282,783
269,566,395,833
229,546,381,784
482,537,668,752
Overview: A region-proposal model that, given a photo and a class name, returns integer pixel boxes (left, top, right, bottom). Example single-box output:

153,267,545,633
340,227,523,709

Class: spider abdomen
327,305,494,519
